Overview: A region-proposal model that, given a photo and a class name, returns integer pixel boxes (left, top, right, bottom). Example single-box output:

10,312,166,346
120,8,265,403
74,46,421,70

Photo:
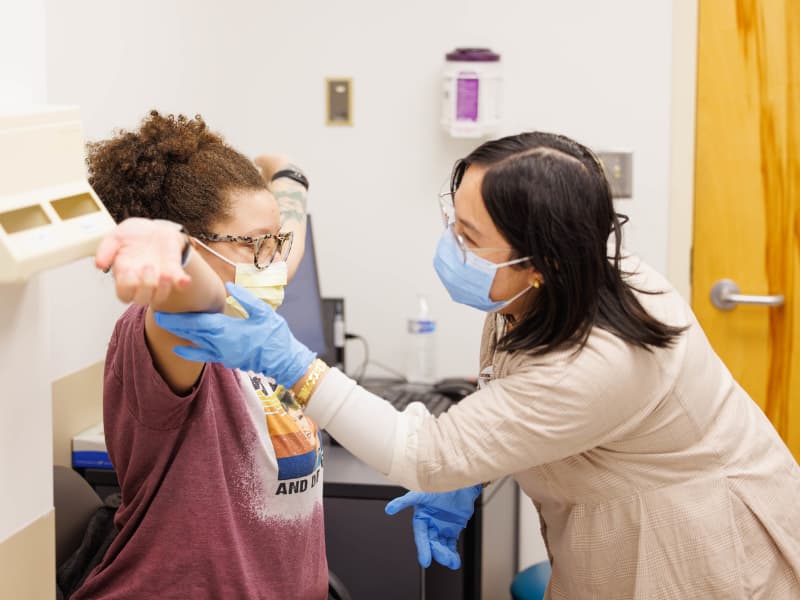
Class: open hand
385,485,482,570
95,218,190,305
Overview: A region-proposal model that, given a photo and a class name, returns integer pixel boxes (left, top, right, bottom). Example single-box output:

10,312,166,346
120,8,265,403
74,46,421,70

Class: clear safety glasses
437,191,526,265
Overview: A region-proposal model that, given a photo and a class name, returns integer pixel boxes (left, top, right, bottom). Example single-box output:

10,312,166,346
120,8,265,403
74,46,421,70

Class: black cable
344,333,369,383
344,333,408,384
366,360,408,383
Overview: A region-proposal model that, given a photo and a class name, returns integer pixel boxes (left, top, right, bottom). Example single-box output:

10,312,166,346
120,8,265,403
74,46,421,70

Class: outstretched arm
96,218,226,394
154,285,662,491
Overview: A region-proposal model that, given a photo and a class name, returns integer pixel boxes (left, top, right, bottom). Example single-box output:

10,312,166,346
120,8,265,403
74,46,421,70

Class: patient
71,111,327,599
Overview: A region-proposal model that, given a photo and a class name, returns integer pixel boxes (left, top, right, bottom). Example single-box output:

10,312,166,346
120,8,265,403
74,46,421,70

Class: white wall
46,0,675,571
668,0,698,301
44,257,126,382
0,0,52,542
0,0,46,108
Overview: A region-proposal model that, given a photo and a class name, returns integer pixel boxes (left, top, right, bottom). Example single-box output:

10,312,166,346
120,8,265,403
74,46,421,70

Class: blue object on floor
510,561,551,600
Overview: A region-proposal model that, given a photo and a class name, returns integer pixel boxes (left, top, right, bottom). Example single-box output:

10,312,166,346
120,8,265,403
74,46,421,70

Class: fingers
95,232,123,271
99,219,191,302
385,492,422,516
226,282,266,316
109,258,189,305
412,518,432,568
113,266,142,303
162,261,191,289
115,268,187,306
153,310,223,335
172,346,219,363
131,264,158,306
151,274,175,306
153,311,225,338
430,537,460,570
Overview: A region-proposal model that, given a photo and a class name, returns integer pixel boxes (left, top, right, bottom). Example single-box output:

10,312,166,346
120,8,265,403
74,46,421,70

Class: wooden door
693,0,799,458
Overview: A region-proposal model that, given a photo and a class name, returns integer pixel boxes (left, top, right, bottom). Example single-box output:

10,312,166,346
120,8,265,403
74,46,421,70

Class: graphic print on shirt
248,374,324,482
234,370,324,522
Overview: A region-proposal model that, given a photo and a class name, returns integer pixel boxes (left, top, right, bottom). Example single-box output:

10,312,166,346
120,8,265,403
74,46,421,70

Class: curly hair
86,111,265,234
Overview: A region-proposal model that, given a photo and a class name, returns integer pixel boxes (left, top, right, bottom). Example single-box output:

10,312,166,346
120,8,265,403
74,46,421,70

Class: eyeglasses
438,191,523,265
194,230,294,270
440,190,631,261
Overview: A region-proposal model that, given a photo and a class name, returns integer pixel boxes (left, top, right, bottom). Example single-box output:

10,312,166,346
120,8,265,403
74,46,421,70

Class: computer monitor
277,215,331,363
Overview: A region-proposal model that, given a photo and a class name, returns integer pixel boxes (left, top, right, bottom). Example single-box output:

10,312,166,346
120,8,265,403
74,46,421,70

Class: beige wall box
326,78,353,126
0,107,115,282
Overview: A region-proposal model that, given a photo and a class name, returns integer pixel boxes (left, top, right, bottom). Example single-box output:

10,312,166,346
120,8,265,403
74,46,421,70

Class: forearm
151,240,226,314
98,218,227,395
267,174,308,281
305,369,399,476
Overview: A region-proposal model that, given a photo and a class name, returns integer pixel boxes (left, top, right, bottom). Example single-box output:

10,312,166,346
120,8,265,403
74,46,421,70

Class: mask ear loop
191,236,236,267
490,283,534,314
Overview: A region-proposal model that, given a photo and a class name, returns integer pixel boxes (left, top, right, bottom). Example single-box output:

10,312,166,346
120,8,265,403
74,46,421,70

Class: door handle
710,279,785,311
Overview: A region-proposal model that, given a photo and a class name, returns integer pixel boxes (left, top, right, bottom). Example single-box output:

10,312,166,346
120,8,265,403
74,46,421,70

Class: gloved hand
154,282,316,388
385,484,482,570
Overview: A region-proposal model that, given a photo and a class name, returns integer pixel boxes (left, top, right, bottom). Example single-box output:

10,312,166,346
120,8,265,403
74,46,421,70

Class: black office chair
54,465,117,599
327,570,352,600
53,466,104,570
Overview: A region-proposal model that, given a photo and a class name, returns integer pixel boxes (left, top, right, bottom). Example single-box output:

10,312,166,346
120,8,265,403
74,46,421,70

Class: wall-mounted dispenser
0,107,115,282
441,48,502,138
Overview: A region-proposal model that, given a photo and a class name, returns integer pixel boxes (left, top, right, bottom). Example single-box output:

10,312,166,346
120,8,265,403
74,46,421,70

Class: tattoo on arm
272,187,307,227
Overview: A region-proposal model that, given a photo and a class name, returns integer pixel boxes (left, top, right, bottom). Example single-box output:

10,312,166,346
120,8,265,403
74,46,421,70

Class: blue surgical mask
433,227,533,312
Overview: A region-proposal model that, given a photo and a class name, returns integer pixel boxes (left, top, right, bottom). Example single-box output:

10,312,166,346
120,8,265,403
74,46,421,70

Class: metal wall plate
596,150,633,198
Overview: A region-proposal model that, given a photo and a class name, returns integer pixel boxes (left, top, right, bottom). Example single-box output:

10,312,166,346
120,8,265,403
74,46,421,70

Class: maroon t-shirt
72,306,327,599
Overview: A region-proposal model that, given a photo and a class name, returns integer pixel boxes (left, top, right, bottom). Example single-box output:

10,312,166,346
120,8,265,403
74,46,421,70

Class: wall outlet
596,150,633,198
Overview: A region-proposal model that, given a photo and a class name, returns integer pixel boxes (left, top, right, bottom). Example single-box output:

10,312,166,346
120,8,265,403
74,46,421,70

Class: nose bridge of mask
434,228,533,313
233,261,288,310
234,261,288,287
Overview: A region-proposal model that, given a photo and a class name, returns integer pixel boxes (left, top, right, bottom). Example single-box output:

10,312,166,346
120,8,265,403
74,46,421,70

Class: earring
533,280,541,289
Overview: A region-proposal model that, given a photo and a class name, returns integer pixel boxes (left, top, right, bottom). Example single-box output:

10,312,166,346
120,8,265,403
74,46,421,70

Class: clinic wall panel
52,360,104,467
0,278,53,542
0,511,55,600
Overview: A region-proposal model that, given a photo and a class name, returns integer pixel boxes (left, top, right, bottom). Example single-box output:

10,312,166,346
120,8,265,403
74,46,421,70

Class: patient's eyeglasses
193,231,293,270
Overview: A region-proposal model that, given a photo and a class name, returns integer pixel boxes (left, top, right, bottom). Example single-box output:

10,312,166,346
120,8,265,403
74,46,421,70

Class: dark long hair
451,131,685,355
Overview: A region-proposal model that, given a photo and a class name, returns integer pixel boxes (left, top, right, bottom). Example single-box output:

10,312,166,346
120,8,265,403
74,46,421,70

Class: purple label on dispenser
456,76,479,121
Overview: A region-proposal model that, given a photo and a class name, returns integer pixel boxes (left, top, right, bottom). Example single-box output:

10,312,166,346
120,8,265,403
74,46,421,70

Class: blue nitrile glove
154,282,316,388
385,484,482,570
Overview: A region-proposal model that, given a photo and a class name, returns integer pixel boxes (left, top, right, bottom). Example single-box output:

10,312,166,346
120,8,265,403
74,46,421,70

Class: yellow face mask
224,260,288,317
192,237,288,317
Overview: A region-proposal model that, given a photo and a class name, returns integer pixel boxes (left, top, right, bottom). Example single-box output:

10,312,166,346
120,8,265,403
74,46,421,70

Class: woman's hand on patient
96,218,190,306
385,484,482,570
154,283,316,388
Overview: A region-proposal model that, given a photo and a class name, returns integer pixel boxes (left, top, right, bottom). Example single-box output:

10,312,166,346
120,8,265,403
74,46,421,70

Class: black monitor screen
276,215,329,360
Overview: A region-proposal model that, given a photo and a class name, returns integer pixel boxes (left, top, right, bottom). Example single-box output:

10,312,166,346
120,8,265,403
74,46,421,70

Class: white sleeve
308,329,671,493
306,368,427,489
